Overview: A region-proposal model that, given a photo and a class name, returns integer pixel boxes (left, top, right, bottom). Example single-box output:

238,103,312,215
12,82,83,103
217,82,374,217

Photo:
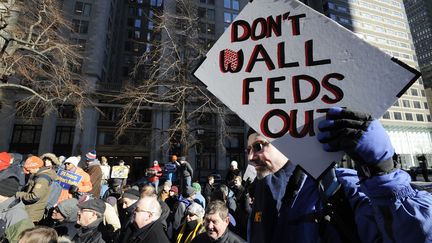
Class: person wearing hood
16,155,57,223
84,150,103,199
119,188,140,227
73,198,107,243
40,153,61,171
191,182,206,209
40,153,63,211
175,202,205,243
51,198,79,240
173,187,196,232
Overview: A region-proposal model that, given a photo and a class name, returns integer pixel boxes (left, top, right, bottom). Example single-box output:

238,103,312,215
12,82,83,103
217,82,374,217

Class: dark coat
191,230,246,243
178,162,193,178
225,169,242,186
203,183,214,203
72,219,105,243
54,220,79,240
118,218,170,243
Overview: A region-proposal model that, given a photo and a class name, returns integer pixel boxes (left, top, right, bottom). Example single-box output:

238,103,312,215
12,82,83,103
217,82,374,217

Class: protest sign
56,169,82,189
243,164,257,182
111,165,129,179
193,0,420,178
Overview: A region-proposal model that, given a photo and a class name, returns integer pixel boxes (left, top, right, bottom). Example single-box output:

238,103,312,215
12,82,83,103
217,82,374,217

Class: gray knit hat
186,202,205,219
57,198,79,222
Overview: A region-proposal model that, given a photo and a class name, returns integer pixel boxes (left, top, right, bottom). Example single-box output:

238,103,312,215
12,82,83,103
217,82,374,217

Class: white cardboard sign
193,0,419,179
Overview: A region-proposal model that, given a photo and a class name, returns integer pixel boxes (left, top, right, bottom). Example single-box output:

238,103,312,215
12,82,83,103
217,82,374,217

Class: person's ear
225,216,230,224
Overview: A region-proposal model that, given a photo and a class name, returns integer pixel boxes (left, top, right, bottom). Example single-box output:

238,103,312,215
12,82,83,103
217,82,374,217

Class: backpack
0,163,26,191
45,181,62,209
284,165,361,243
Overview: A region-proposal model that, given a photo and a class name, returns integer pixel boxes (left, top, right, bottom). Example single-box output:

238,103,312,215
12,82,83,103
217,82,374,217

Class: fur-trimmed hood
40,153,61,166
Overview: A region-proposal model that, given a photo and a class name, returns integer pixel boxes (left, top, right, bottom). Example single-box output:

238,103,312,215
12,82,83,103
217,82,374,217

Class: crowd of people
0,149,248,243
0,108,432,243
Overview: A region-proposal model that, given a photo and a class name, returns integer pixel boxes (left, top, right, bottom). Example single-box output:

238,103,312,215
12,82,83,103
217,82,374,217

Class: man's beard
252,160,271,179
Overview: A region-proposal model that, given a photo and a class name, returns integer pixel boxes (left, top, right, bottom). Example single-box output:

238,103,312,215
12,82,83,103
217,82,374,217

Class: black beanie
0,177,20,197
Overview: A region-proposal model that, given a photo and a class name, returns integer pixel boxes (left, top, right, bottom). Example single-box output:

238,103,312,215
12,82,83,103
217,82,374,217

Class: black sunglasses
245,141,269,154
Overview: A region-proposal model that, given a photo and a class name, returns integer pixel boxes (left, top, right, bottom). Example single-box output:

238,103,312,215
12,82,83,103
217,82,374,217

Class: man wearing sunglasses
247,107,432,243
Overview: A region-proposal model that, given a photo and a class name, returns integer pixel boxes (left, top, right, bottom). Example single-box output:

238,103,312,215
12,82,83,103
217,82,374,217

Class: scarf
176,220,202,243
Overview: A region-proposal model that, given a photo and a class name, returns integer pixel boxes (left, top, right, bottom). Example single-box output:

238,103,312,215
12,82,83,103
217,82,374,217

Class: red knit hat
170,185,179,194
0,152,11,171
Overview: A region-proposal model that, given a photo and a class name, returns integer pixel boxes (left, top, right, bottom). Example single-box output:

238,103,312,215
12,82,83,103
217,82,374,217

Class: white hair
138,195,161,219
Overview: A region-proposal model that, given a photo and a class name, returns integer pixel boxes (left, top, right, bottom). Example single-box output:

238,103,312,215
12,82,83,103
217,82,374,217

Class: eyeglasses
79,209,96,214
245,141,269,154
186,212,196,217
135,208,154,214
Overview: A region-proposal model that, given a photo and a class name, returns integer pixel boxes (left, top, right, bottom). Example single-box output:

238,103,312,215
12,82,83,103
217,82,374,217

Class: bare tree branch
0,0,91,120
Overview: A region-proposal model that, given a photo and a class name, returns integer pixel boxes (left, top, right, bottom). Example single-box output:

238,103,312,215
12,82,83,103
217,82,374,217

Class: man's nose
247,149,256,161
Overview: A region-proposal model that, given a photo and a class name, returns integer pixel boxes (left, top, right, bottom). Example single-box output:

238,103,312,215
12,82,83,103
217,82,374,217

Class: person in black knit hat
0,177,34,242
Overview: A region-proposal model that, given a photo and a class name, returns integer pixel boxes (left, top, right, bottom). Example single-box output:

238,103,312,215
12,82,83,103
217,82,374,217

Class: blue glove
317,108,395,177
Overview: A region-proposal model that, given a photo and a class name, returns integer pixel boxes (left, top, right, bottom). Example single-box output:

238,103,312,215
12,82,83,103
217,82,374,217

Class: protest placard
56,169,82,189
111,165,129,179
193,0,420,178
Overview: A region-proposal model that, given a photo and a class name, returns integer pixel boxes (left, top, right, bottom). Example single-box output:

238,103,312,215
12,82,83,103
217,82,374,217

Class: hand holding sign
193,0,419,178
318,107,395,177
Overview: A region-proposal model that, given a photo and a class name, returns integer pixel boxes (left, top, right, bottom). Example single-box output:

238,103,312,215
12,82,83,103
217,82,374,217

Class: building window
382,111,390,119
424,102,428,109
74,1,92,16
150,0,163,7
224,12,232,23
134,30,141,39
232,0,239,10
54,126,74,145
198,7,205,18
224,0,239,10
413,101,421,109
427,115,431,122
11,125,42,145
416,114,424,121
122,66,130,76
70,38,87,52
207,9,215,20
207,24,215,34
405,113,413,121
411,89,419,96
134,19,141,28
421,90,426,97
224,0,230,8
393,112,402,120
198,113,215,125
72,19,89,34
402,100,410,108
393,100,399,106
58,105,76,119
128,6,135,15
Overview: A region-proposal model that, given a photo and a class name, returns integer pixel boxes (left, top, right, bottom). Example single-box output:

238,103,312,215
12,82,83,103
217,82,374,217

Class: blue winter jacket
247,162,432,243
